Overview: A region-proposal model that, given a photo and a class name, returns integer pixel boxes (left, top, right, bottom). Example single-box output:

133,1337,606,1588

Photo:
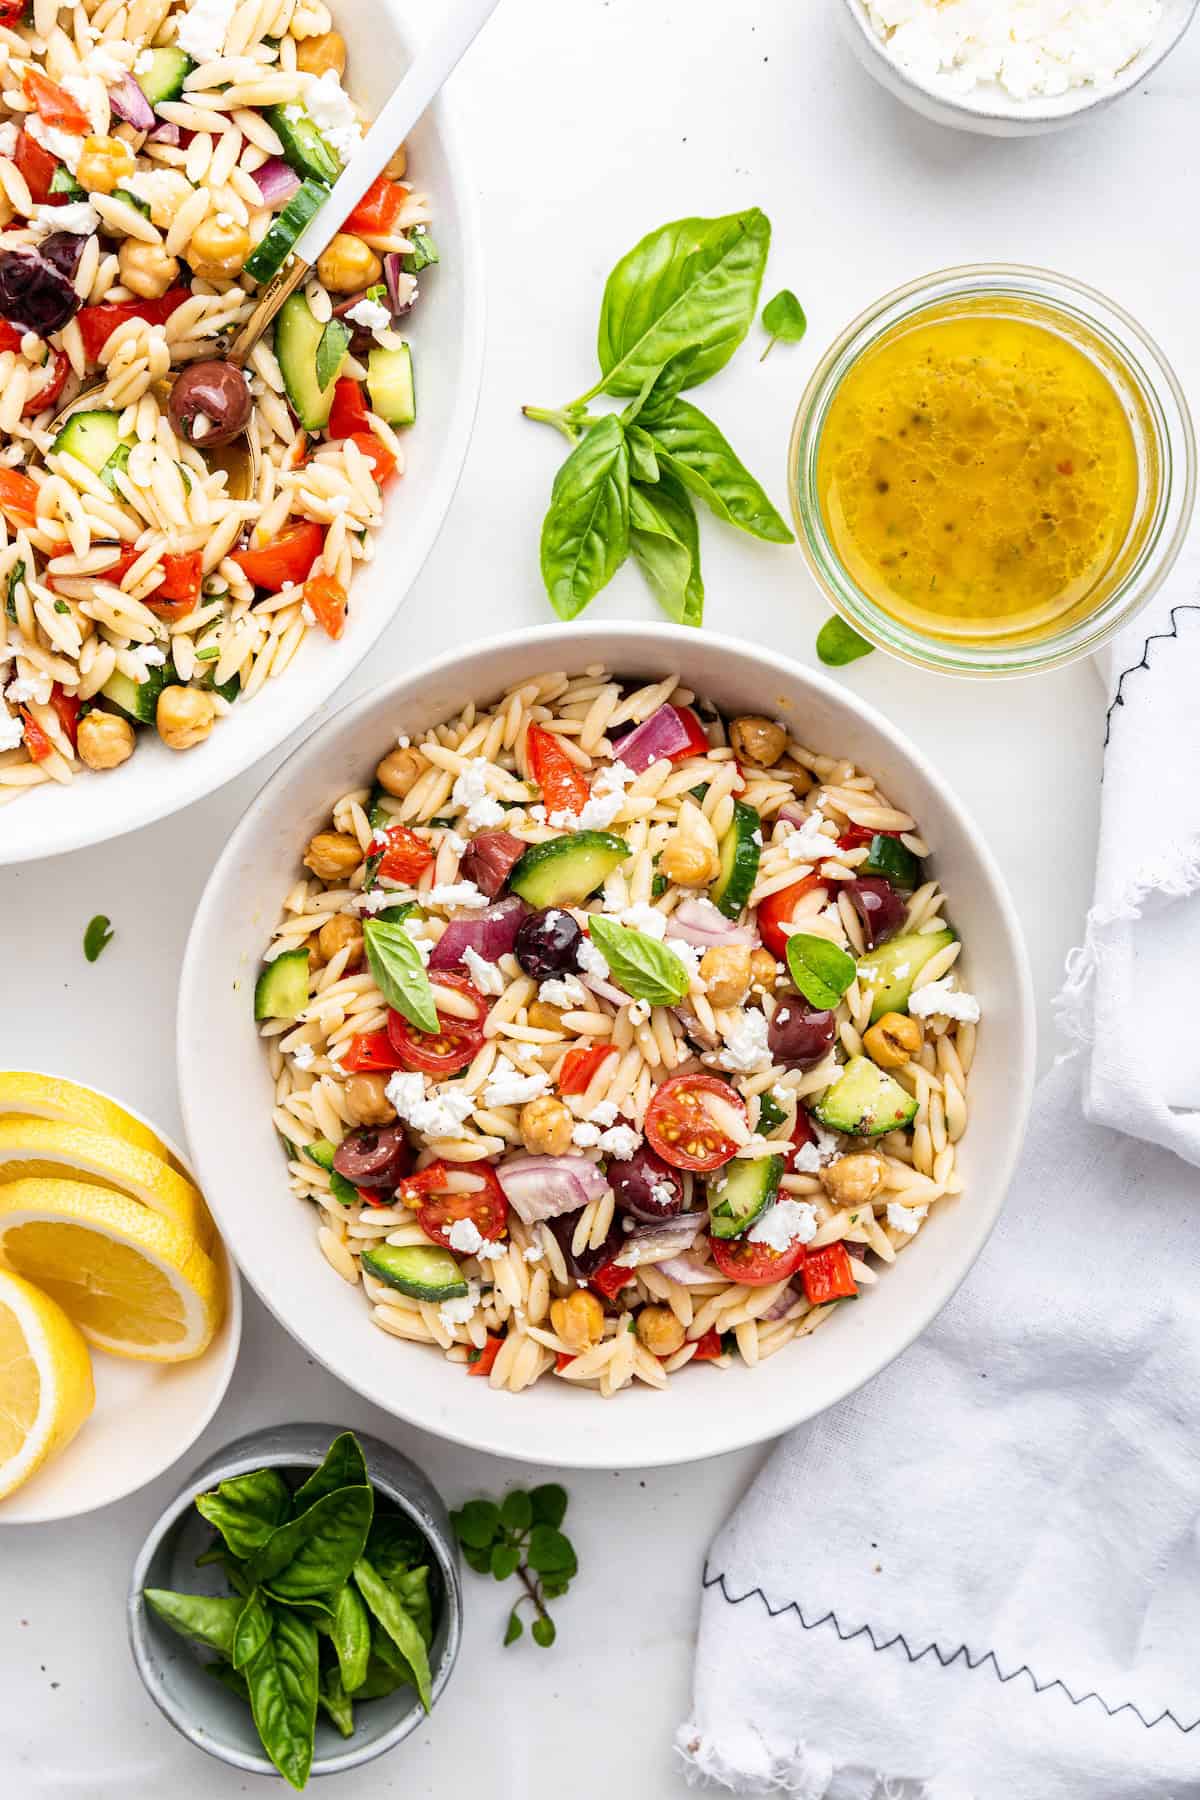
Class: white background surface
2,1,1197,1793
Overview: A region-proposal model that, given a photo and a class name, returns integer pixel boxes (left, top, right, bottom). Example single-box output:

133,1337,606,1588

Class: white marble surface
2,0,1197,1792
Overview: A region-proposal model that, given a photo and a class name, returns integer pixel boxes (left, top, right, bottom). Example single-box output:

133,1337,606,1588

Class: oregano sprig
451,1485,577,1649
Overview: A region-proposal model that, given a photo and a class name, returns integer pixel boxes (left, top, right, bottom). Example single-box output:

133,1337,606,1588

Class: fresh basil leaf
232,1589,272,1671
643,398,792,543
352,1651,411,1700
595,209,771,397
585,916,690,1007
331,1579,371,1693
196,1468,292,1561
620,348,697,426
529,1483,568,1528
756,1090,788,1136
539,413,630,620
784,933,856,1010
251,1484,374,1601
760,288,807,360
629,470,703,627
292,1432,368,1517
816,615,874,667
143,1590,244,1659
363,917,438,1034
365,1511,426,1581
83,913,114,962
243,1605,320,1791
315,318,351,392
318,1665,355,1738
207,1660,251,1701
527,1524,578,1579
353,1556,433,1713
393,1563,433,1646
625,425,660,485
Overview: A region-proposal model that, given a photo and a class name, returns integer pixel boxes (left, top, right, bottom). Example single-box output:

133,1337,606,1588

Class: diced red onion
654,1247,717,1286
777,802,809,831
614,1212,705,1269
578,971,630,1009
665,896,758,950
427,896,527,970
147,120,181,145
671,1006,719,1050
496,1154,609,1224
331,288,371,319
617,704,701,774
382,252,418,317
761,1282,803,1322
252,155,301,207
108,74,155,132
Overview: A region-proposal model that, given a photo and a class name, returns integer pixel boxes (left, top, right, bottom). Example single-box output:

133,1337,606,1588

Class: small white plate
0,1085,241,1524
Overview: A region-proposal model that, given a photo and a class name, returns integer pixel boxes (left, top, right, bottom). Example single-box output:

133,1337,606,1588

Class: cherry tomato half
409,1162,508,1250
469,1335,504,1377
779,1105,817,1175
802,1242,857,1305
526,720,589,817
386,970,488,1075
837,825,902,852
339,1028,406,1073
303,570,347,640
375,823,433,884
327,376,369,439
557,1043,616,1096
644,1073,747,1173
757,873,825,961
710,1232,808,1288
15,127,59,206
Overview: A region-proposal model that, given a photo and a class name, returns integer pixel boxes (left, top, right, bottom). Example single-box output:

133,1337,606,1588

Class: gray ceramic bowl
128,1423,462,1781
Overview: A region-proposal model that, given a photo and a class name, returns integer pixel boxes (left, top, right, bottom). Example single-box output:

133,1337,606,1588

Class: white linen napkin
678,549,1200,1800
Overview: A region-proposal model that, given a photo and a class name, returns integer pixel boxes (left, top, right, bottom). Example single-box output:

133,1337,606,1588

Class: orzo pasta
257,667,980,1398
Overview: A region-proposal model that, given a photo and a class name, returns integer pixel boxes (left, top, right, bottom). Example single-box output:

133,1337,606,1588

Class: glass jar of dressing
790,266,1195,677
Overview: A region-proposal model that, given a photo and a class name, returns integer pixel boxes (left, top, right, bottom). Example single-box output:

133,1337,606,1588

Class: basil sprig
785,932,857,1011
524,208,792,625
363,917,438,1034
587,916,690,1007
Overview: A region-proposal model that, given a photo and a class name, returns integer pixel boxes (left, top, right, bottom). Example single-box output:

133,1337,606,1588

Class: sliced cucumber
137,47,193,104
53,409,124,474
509,831,630,908
315,317,351,392
265,101,341,184
857,927,956,1025
360,1243,467,1303
101,443,131,492
50,163,85,202
707,1155,783,1240
303,1139,358,1205
254,947,310,1022
367,344,414,426
813,1056,917,1137
274,291,341,430
243,176,329,286
100,658,178,726
113,186,151,218
403,231,438,275
710,801,760,920
859,834,923,891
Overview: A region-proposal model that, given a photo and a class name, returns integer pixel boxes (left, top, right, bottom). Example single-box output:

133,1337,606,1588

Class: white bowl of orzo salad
0,0,482,864
178,623,1035,1468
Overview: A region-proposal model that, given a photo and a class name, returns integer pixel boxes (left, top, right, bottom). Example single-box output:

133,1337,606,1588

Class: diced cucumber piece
710,801,760,919
315,317,351,392
243,176,330,286
857,928,956,1025
367,784,390,831
53,409,124,474
302,1139,358,1205
859,834,923,891
360,1243,467,1303
100,658,178,725
114,187,151,218
101,443,131,491
265,101,341,184
50,164,85,201
707,1155,783,1240
274,291,342,430
367,344,414,426
756,1091,788,1136
813,1056,917,1138
254,947,310,1021
509,831,630,908
137,47,193,104
403,231,438,275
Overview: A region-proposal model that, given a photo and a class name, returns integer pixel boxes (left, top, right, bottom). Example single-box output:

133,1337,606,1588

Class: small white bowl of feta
839,0,1198,135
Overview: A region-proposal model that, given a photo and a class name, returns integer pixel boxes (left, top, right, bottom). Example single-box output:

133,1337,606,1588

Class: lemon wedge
0,1116,212,1248
0,1179,224,1363
0,1265,94,1501
0,1071,177,1166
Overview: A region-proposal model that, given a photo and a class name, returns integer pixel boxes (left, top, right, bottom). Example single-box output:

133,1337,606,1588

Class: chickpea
660,835,720,886
76,134,136,194
76,708,134,771
344,1072,396,1127
383,143,407,181
374,745,424,798
730,715,788,767
519,1094,574,1157
550,1289,605,1353
295,27,346,74
303,831,362,882
317,914,364,969
786,764,815,797
821,1152,886,1208
302,932,325,969
699,943,751,1008
156,684,215,750
527,1000,565,1033
187,214,252,279
118,238,180,301
317,231,382,294
635,1305,685,1358
748,948,779,994
863,1011,924,1070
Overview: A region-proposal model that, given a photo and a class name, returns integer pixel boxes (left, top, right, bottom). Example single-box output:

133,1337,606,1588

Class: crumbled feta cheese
303,69,363,161
87,43,127,81
705,1007,772,1074
426,880,489,910
462,945,504,996
482,1057,551,1108
0,122,17,159
396,734,410,748
571,1120,601,1149
291,1042,316,1071
668,938,702,984
587,1100,619,1127
6,674,51,705
0,709,23,751
747,1198,819,1251
908,977,981,1024
549,759,637,831
577,937,610,981
386,1071,476,1139
447,1217,484,1254
598,1124,640,1160
174,0,239,64
528,804,547,822
346,297,391,334
619,900,668,940
125,643,167,681
784,808,836,864
450,757,504,831
26,117,84,171
538,974,587,1010
408,933,434,965
887,1201,928,1235
626,998,651,1026
443,830,468,856
134,49,155,73
356,886,407,915
439,1281,480,1331
650,1180,676,1208
31,199,98,237
522,1242,544,1263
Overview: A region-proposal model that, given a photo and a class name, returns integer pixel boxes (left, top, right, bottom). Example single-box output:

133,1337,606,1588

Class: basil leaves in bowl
128,1424,462,1787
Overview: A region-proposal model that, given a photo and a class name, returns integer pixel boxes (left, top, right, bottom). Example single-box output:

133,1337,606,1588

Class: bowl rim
127,1422,463,1779
177,619,1037,1468
838,0,1200,122
0,1072,243,1524
0,20,486,870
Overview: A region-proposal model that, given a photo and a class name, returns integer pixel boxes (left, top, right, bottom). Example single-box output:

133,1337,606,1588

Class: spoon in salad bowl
49,0,502,498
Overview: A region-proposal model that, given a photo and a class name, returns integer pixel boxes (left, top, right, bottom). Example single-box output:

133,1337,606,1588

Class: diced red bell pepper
526,720,589,817
144,551,204,621
375,823,433,884
303,570,347,640
589,1258,636,1302
339,1028,406,1073
555,1351,576,1373
344,174,408,237
15,127,61,208
22,68,90,133
690,1328,725,1362
20,707,52,761
671,705,713,761
557,1044,615,1096
77,290,191,365
469,1335,504,1378
346,429,397,485
230,519,324,592
327,376,369,439
0,466,38,528
0,0,28,24
49,684,79,750
801,1242,857,1306
838,825,902,851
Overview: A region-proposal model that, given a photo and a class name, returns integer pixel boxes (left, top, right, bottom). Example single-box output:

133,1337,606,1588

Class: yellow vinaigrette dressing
816,306,1141,642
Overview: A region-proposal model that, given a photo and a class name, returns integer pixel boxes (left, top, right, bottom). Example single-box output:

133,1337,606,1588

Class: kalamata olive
609,1144,684,1223
332,1123,412,1191
547,1208,623,1279
514,907,582,980
459,830,525,899
768,1002,837,1069
168,359,253,448
0,245,79,335
848,877,906,949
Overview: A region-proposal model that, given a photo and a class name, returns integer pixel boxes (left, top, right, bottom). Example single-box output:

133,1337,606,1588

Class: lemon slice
0,1072,177,1166
0,1179,224,1363
0,1117,212,1248
0,1265,94,1501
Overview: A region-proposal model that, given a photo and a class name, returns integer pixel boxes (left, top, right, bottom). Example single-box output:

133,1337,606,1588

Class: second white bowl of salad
178,621,1035,1469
